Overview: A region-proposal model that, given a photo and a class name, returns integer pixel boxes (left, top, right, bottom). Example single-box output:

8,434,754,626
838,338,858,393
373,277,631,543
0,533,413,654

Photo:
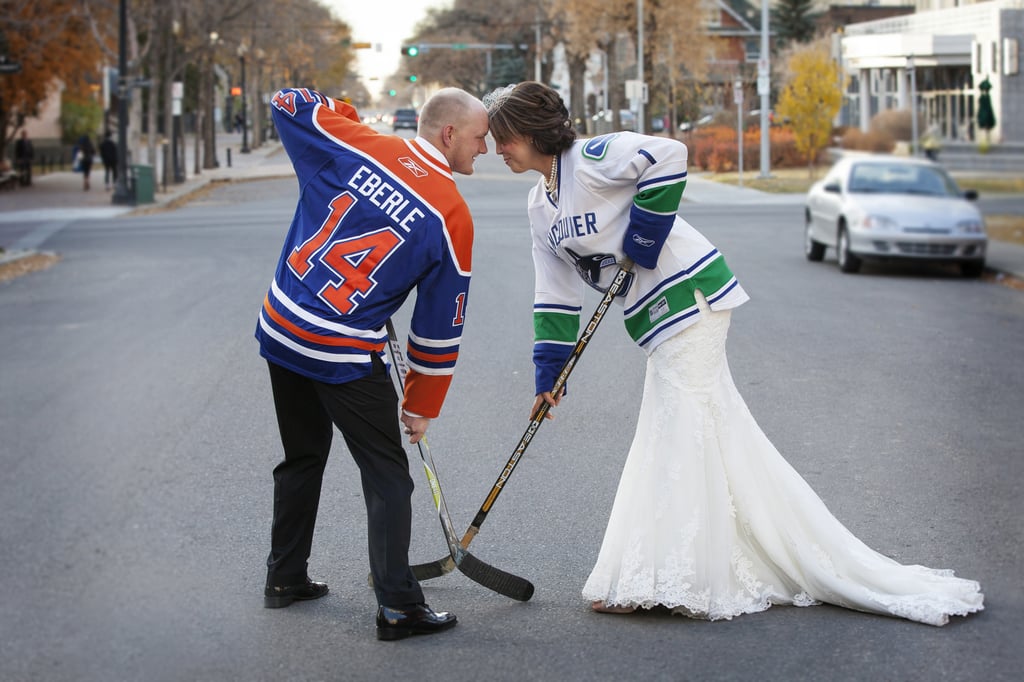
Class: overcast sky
323,0,445,89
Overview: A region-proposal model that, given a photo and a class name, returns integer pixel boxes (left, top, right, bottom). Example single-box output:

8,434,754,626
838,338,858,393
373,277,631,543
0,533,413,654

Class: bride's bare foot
591,600,636,614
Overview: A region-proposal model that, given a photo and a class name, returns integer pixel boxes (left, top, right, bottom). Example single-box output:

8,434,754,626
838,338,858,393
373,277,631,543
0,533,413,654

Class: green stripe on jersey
634,181,686,214
623,255,735,341
534,310,580,343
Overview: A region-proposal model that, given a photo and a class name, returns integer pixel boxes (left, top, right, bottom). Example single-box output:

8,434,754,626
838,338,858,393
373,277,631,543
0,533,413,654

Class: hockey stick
379,320,534,601
410,257,635,580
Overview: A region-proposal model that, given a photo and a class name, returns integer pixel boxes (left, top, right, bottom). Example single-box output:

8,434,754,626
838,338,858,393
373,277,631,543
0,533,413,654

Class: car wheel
804,213,826,262
960,260,985,278
836,224,861,274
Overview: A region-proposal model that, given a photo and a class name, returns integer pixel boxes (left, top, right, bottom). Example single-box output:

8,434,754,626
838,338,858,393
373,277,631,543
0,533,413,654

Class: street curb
126,172,295,216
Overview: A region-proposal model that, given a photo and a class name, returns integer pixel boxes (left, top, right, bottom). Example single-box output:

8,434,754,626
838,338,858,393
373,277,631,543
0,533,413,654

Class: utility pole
534,10,542,82
636,0,645,134
239,46,250,153
112,0,133,205
758,0,771,178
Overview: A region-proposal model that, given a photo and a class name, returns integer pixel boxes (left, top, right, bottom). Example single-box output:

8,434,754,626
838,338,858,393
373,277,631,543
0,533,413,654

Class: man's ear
442,124,456,147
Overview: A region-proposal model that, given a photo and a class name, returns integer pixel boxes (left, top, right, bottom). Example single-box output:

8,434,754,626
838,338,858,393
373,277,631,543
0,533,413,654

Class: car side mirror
824,182,841,194
963,189,978,201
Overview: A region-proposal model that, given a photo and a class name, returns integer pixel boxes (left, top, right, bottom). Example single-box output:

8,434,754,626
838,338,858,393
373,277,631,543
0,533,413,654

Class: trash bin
132,164,154,204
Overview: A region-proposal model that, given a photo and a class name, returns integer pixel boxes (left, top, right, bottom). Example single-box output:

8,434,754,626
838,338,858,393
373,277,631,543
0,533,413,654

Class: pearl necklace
543,154,559,199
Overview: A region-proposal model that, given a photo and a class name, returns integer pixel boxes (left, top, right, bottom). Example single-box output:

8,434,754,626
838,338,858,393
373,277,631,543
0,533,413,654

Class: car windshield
847,163,959,197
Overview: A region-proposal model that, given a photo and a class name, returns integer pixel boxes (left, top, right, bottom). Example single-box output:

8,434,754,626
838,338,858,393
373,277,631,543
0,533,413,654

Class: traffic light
401,45,419,57
408,75,418,82
388,89,397,97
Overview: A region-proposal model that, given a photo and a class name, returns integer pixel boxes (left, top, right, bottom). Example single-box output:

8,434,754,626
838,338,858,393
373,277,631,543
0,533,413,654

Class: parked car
678,114,713,132
804,154,987,277
591,109,636,131
392,108,418,131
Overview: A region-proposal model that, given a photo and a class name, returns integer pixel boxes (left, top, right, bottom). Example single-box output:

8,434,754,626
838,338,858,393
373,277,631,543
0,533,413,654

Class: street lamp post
252,48,265,149
238,43,250,153
112,0,133,205
206,31,220,169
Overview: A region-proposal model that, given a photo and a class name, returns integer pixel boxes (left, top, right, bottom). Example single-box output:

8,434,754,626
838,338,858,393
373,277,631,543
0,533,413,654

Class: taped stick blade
457,551,535,601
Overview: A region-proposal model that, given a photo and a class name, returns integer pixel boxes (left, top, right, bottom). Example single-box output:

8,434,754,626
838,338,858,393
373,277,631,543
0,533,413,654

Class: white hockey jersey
527,132,749,394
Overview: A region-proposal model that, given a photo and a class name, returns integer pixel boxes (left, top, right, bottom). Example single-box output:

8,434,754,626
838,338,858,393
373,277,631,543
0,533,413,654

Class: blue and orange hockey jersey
256,88,473,418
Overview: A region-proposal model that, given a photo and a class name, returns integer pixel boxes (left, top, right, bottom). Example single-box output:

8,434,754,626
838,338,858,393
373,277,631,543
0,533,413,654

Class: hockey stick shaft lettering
384,320,534,600
471,258,633,526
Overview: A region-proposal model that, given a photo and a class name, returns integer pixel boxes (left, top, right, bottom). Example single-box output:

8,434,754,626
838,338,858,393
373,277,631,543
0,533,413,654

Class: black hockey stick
378,320,534,601
410,257,635,580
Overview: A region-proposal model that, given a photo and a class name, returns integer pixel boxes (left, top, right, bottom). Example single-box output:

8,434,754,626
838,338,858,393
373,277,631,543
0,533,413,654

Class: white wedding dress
581,293,984,626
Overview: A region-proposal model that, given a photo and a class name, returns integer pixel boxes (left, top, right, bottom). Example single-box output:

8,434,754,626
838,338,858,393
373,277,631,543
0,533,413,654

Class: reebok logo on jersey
632,234,656,248
398,156,428,177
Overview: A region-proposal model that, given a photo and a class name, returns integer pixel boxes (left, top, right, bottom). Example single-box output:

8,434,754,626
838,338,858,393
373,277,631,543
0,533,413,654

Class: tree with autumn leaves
1,0,359,175
0,2,100,160
774,38,845,176
403,0,711,133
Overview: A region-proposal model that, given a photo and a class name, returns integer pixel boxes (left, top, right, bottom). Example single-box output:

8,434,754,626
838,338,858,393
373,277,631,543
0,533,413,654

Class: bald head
418,88,484,137
417,88,490,175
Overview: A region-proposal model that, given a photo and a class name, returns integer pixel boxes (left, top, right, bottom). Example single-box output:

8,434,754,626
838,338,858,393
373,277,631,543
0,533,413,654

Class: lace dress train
581,294,984,626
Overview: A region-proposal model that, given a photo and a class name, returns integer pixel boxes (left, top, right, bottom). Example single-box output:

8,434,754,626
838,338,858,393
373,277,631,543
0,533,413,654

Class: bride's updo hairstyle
483,81,576,155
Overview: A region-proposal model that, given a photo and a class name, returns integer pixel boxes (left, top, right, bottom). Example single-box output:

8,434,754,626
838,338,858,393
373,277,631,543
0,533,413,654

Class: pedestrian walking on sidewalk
14,130,34,186
99,131,118,190
484,80,983,626
256,86,489,640
75,134,95,191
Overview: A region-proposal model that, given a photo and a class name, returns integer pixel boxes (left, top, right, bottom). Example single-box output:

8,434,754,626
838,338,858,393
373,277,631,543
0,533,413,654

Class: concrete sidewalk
0,129,290,219
0,130,293,259
684,174,806,205
2,135,1022,280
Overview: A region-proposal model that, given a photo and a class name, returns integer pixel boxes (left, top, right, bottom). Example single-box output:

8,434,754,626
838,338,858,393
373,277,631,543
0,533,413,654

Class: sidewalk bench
0,170,22,190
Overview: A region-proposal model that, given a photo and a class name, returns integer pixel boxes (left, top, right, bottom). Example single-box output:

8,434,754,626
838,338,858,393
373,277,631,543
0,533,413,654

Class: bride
483,81,983,627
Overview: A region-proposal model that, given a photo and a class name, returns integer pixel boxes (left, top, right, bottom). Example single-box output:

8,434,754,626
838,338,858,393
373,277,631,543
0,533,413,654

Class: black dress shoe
376,603,457,641
264,578,329,608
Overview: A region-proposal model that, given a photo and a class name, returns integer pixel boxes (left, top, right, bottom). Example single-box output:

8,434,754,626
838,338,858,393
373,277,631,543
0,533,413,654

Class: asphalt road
1,152,1022,681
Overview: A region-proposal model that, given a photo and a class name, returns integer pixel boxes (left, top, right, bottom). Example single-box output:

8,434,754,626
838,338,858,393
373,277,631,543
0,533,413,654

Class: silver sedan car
804,154,987,276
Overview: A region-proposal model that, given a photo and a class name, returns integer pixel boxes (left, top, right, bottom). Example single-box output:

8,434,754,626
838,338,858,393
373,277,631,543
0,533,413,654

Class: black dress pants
265,358,424,607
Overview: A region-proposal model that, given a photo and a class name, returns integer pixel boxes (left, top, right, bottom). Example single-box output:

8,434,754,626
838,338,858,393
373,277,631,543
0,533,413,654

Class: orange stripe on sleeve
407,346,460,365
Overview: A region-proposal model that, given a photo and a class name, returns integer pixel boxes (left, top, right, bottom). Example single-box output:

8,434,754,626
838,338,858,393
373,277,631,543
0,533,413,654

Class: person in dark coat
14,130,34,186
99,131,118,190
76,134,96,190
